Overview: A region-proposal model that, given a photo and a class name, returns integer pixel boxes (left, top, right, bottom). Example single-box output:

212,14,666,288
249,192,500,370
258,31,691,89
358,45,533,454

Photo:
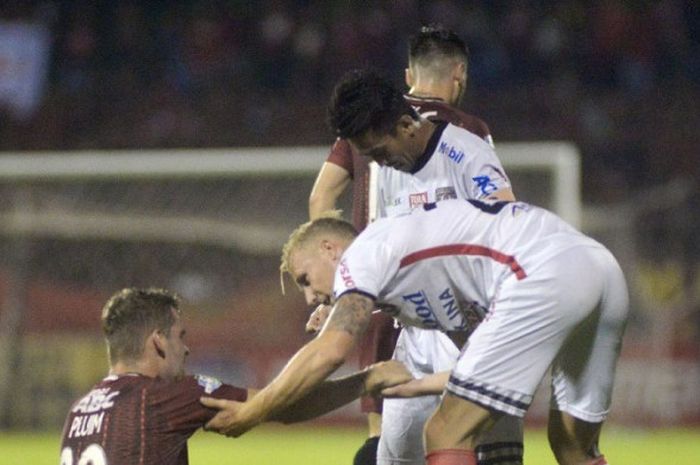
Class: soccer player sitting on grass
59,287,412,465
202,199,628,465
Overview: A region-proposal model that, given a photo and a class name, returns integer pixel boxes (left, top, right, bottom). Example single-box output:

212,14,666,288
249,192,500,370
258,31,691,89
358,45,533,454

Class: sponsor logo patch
438,141,465,164
195,374,222,394
435,186,457,201
472,175,498,196
409,192,428,208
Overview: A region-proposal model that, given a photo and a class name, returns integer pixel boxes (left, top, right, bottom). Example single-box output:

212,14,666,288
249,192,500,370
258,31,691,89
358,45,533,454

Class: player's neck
110,359,158,378
408,82,454,105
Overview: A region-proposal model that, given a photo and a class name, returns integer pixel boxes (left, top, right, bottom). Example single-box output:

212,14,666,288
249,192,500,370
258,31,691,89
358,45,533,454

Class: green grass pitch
2,425,698,465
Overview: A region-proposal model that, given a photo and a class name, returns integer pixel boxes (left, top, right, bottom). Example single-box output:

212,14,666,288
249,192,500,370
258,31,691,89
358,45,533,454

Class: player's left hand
305,304,331,334
200,397,260,437
363,360,413,394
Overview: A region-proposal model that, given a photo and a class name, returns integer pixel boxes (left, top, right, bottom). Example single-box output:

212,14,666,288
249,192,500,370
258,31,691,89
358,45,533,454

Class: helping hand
381,371,450,398
305,304,331,334
363,360,413,394
200,397,260,437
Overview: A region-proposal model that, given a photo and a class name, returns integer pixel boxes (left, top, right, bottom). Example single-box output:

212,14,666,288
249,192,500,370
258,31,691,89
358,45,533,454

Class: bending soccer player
308,26,522,465
203,198,628,465
60,288,412,465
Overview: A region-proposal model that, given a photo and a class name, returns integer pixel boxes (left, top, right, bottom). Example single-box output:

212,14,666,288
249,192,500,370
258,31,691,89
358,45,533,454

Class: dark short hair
101,287,180,364
408,24,469,68
327,69,417,139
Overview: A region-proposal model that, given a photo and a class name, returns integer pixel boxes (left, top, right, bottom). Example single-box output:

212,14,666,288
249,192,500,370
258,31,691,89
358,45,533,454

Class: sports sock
426,449,477,465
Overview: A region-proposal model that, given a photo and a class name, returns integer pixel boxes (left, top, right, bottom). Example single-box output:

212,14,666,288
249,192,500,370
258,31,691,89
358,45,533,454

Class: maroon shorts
359,311,402,414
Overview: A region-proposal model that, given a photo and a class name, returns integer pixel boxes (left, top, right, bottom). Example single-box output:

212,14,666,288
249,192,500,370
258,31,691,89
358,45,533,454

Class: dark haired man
59,287,411,465
307,25,520,465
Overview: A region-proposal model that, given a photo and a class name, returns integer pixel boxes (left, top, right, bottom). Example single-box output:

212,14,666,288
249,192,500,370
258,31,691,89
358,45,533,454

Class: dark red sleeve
151,374,248,434
326,138,354,176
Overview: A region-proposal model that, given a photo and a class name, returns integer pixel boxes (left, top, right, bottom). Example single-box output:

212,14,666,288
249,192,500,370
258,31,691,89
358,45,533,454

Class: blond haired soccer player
60,288,412,465
203,197,628,465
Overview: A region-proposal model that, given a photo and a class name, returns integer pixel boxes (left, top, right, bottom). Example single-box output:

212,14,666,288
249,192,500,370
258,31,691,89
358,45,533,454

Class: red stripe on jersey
399,244,527,279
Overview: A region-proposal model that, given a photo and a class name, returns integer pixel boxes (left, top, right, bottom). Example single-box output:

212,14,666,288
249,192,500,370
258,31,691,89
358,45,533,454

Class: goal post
0,143,580,428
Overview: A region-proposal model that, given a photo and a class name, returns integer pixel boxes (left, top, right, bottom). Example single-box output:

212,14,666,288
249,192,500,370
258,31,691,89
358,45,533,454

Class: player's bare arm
202,360,412,426
202,292,375,437
309,162,351,219
381,370,450,398
323,291,374,337
487,187,516,202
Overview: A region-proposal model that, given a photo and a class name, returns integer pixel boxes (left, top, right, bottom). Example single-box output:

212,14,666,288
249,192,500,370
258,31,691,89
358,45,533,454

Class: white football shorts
447,244,629,422
378,327,524,465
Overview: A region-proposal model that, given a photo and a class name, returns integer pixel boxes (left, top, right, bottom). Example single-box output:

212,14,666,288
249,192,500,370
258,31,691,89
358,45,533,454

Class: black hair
408,24,469,67
327,69,417,139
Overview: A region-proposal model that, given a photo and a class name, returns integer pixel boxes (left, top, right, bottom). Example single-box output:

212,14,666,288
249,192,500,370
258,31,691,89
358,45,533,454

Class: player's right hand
305,304,331,334
363,360,413,394
381,370,450,398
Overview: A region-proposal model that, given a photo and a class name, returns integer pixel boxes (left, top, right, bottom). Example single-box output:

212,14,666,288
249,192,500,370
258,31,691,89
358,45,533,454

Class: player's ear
319,238,342,261
152,330,166,359
397,115,418,135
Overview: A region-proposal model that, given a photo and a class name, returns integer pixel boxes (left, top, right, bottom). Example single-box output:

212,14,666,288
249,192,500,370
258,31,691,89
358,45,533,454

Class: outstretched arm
381,371,450,398
204,360,411,426
309,162,351,219
203,292,375,436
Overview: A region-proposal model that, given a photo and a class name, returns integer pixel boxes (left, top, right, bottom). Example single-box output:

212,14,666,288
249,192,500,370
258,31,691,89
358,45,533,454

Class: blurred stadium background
0,1,698,464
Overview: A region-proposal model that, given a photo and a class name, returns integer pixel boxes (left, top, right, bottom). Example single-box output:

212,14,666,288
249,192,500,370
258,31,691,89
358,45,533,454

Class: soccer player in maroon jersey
60,287,412,465
306,25,513,465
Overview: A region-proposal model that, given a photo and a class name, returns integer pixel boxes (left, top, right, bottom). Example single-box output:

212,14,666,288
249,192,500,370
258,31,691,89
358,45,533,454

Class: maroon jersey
326,95,495,414
326,95,492,231
60,373,247,465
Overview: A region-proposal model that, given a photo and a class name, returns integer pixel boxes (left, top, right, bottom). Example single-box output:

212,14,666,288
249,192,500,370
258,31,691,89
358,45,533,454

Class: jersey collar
410,121,448,175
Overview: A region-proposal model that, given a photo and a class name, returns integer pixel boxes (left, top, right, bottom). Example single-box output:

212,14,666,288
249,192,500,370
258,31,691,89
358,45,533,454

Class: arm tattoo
325,293,374,338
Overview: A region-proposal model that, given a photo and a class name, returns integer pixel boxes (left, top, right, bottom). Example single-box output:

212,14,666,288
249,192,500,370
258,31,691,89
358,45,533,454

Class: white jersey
377,122,510,218
334,198,600,332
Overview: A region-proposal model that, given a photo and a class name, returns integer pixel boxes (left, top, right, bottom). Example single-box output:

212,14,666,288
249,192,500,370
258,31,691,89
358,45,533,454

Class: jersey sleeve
326,138,354,176
463,140,512,199
150,374,248,435
333,237,397,300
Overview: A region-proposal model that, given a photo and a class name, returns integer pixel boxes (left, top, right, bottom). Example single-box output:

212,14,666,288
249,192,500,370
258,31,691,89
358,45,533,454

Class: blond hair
279,210,357,293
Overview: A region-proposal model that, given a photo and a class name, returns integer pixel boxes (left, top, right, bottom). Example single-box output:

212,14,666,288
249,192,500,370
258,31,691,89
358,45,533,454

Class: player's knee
354,436,380,465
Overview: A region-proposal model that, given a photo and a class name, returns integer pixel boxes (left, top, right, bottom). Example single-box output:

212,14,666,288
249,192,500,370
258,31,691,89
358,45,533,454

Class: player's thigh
551,247,629,423
378,395,441,465
424,392,495,451
448,247,608,417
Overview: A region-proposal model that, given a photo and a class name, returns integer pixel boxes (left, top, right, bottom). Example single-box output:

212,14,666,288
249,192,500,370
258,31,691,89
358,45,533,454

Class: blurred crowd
0,0,698,202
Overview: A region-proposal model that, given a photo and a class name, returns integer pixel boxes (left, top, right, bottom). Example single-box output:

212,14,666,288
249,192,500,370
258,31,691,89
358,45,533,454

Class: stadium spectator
59,287,412,465
308,26,522,465
203,195,628,465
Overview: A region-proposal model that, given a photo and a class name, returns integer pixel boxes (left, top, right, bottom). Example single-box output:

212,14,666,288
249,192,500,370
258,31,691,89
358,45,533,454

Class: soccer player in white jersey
310,30,523,464
202,199,628,465
319,68,523,465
